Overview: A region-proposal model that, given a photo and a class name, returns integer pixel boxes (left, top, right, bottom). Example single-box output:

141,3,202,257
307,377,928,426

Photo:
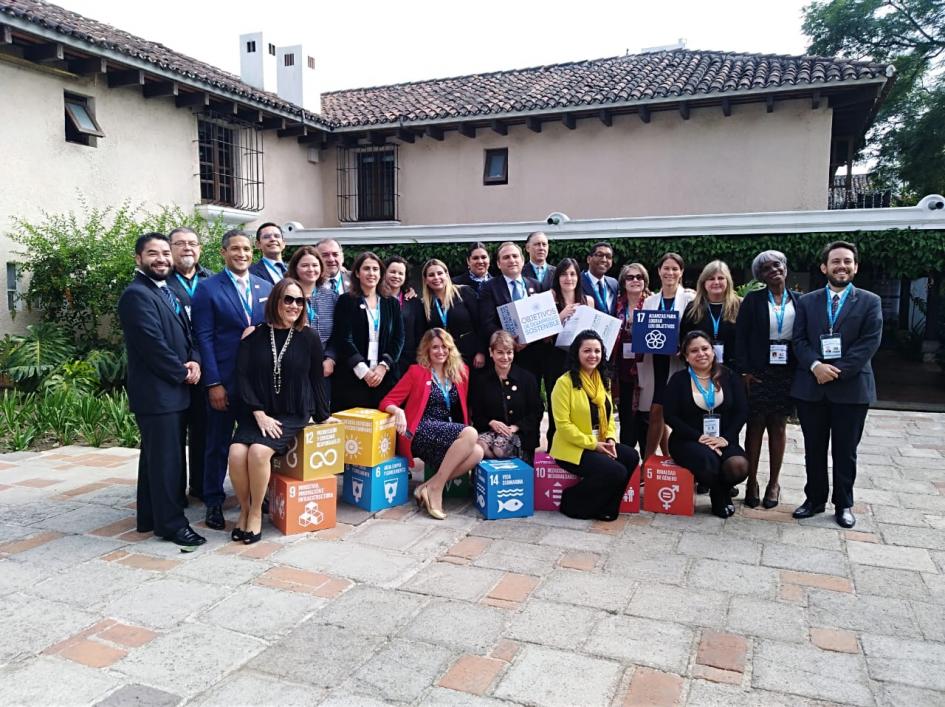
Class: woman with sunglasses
614,263,651,458
229,278,332,543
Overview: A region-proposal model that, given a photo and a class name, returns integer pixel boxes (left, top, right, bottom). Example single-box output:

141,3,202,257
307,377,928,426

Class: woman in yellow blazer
550,330,640,521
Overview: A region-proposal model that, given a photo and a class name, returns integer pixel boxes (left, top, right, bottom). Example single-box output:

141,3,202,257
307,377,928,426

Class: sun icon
345,437,363,456
379,437,391,455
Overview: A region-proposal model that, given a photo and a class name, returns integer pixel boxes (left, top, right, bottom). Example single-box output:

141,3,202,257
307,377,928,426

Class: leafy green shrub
74,394,107,447
3,323,75,391
0,390,39,451
103,391,139,448
36,390,78,446
42,360,99,396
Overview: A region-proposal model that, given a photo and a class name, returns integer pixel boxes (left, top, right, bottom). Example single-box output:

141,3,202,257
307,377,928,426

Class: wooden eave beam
459,123,476,138
22,41,63,63
811,90,822,110
766,95,775,113
426,126,444,141
369,131,388,146
491,120,508,135
143,80,178,98
598,109,612,127
277,123,307,138
236,107,263,123
721,98,732,117
679,102,690,120
1,25,12,45
298,132,326,145
639,106,651,124
107,69,145,88
175,91,209,108
67,56,106,75
342,134,361,147
260,116,286,130
397,128,415,143
562,113,576,130
526,116,542,133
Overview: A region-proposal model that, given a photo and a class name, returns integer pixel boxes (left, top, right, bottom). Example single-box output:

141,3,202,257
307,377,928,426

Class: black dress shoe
165,526,206,547
835,507,856,528
205,505,225,530
792,500,826,519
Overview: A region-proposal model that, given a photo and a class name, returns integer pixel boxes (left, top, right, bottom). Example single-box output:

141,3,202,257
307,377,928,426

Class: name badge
703,414,721,437
592,426,600,442
713,343,724,364
367,342,379,366
769,343,788,365
622,342,634,359
184,304,192,320
820,334,842,360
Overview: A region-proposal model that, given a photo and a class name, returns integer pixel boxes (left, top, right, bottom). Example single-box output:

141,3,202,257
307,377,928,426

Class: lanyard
660,294,675,311
175,272,199,298
584,273,607,311
434,298,448,327
363,296,380,333
431,370,452,406
306,294,318,326
263,259,283,283
334,276,344,294
707,303,722,338
225,270,253,322
688,367,716,411
768,290,787,337
826,284,853,334
532,263,545,281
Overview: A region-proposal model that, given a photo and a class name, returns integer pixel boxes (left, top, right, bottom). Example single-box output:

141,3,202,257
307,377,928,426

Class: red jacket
379,363,470,466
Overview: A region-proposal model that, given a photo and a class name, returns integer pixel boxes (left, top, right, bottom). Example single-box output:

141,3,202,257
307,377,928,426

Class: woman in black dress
331,252,405,412
470,330,543,464
229,278,332,543
383,256,419,377
411,258,485,369
662,331,750,518
680,260,741,372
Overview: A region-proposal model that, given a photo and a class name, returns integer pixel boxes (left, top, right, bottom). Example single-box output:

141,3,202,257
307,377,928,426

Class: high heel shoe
231,527,247,542
762,483,781,510
744,479,761,508
413,483,425,508
419,486,447,521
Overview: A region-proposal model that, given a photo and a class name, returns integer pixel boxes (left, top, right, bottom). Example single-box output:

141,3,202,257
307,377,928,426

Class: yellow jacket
549,372,617,465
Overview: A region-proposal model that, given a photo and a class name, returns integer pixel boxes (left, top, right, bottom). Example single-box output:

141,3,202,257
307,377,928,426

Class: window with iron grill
246,40,256,53
336,145,399,222
268,43,276,55
197,114,265,211
284,53,295,67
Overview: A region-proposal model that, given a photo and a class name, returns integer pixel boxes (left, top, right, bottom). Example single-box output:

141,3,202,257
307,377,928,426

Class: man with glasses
249,222,288,285
583,242,619,315
166,227,214,502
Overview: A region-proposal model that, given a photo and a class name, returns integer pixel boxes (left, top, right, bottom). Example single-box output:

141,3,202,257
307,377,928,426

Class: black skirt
747,364,795,417
232,413,310,455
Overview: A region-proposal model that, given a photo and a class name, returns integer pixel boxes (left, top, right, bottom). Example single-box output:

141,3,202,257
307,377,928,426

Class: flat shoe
243,530,263,544
231,527,247,542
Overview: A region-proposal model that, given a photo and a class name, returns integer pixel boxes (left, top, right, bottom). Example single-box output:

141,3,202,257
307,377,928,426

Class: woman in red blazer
381,328,482,520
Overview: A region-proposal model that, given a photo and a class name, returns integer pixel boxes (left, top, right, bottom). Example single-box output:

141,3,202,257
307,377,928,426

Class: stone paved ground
1,409,944,706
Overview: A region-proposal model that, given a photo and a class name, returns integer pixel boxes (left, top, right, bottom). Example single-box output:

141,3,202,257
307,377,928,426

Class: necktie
335,276,343,294
598,281,607,310
831,293,840,317
276,261,287,276
512,280,523,301
160,286,180,315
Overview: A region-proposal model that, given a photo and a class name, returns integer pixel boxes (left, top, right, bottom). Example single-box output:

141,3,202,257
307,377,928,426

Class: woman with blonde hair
381,328,482,519
681,260,742,371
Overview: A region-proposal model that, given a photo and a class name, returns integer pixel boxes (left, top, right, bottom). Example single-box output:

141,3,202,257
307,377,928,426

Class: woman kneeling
550,330,640,521
663,331,750,518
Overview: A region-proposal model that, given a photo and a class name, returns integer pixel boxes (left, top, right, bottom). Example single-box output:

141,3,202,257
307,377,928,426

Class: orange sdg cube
641,455,694,516
269,473,337,535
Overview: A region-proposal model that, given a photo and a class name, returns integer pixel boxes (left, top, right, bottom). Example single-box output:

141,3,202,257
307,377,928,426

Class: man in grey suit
790,241,882,528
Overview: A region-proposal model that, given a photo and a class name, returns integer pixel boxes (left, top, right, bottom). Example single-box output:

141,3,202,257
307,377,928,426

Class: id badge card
184,304,192,320
713,343,724,364
367,341,379,366
622,342,634,359
592,427,600,443
820,334,842,360
769,343,788,365
702,414,721,437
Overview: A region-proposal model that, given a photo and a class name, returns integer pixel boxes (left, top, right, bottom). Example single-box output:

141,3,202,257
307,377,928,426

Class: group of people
119,223,882,547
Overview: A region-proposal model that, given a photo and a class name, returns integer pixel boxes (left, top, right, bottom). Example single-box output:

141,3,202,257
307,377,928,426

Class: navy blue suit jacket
191,271,272,394
479,275,541,344
581,271,619,315
790,285,883,404
118,273,198,415
248,259,284,286
522,262,556,292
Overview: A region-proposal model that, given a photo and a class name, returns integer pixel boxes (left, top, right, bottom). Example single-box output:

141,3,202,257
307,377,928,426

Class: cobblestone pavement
1,409,944,706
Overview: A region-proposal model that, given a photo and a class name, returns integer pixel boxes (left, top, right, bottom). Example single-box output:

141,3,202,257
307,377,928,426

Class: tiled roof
321,51,891,128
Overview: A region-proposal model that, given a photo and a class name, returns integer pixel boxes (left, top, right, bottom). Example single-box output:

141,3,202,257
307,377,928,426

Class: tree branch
885,0,943,48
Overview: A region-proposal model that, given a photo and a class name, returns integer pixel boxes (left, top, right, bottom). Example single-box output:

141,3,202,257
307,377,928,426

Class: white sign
497,290,562,345
555,305,621,356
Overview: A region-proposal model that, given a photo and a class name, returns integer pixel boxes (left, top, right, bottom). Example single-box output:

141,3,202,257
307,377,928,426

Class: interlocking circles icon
644,329,667,350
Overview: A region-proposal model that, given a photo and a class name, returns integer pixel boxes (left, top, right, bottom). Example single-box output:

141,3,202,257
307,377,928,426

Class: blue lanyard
584,273,607,311
688,367,716,411
363,297,380,333
263,259,283,283
306,294,318,326
431,370,453,407
532,263,545,281
660,295,675,311
825,284,853,334
768,290,787,337
434,298,448,327
175,272,199,298
225,270,253,322
707,303,722,338
333,276,344,294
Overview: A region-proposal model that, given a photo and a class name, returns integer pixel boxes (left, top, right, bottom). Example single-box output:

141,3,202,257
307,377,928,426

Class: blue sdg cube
474,458,534,520
342,456,409,512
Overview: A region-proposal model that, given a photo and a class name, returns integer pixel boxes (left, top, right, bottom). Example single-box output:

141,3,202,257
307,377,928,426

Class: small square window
64,93,104,147
246,40,256,53
307,56,316,70
268,43,276,56
284,53,295,67
483,148,508,185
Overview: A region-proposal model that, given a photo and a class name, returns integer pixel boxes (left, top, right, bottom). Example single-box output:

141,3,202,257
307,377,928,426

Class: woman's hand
323,358,335,377
595,440,617,459
253,411,283,439
489,420,514,437
391,407,407,435
559,303,579,322
698,435,728,456
473,353,486,368
365,366,386,387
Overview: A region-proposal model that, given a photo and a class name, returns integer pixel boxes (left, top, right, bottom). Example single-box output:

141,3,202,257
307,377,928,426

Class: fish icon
497,498,524,513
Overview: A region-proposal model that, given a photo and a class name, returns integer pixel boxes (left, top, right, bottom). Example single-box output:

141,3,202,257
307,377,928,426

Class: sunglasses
282,295,306,307
625,274,646,281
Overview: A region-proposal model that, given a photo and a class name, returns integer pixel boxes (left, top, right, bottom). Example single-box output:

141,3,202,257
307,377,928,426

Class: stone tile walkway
1,409,944,705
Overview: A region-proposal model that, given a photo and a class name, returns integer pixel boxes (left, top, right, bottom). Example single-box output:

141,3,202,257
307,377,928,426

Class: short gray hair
751,250,788,281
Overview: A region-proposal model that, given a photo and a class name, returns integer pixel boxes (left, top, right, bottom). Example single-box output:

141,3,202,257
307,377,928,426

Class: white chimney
276,44,321,114
239,32,277,92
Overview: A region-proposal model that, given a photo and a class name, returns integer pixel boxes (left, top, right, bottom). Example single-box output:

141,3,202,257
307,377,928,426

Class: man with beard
166,227,214,501
791,241,882,529
118,233,205,547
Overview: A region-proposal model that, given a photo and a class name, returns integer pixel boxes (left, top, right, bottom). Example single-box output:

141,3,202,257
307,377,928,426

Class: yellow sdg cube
334,408,396,467
271,421,344,480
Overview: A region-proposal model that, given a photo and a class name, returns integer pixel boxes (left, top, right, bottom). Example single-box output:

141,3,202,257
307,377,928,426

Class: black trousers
135,411,188,538
795,399,868,509
556,443,639,520
183,386,207,500
203,405,236,507
618,380,648,459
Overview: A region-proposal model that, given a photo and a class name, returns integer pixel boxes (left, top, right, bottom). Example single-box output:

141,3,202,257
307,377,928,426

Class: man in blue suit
581,241,619,315
247,222,287,285
791,241,882,529
191,229,273,530
118,233,205,547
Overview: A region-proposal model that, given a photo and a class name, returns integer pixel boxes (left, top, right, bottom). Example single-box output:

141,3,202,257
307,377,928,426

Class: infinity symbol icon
309,449,338,468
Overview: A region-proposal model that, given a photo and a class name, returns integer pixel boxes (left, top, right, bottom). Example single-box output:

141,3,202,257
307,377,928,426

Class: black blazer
333,292,405,373
165,264,214,320
452,271,491,297
117,273,199,415
407,286,484,365
680,301,739,373
469,364,543,455
734,288,801,375
580,272,619,315
790,286,883,404
522,262,556,292
663,367,748,445
479,275,541,345
248,259,285,286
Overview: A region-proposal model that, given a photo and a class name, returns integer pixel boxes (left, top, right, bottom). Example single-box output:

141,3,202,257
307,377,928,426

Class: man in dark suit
317,238,351,295
118,233,205,547
248,222,287,285
191,229,273,530
523,231,555,292
582,241,619,315
166,226,214,502
791,241,882,528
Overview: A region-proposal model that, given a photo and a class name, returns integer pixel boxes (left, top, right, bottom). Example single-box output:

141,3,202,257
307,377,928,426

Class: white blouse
767,298,796,340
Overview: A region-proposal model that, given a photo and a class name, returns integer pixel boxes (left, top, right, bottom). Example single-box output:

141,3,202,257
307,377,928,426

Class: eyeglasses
625,274,646,281
282,295,305,307
592,252,613,260
171,241,200,249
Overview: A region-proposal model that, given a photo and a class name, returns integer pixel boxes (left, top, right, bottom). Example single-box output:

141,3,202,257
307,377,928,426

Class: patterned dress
411,382,465,472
